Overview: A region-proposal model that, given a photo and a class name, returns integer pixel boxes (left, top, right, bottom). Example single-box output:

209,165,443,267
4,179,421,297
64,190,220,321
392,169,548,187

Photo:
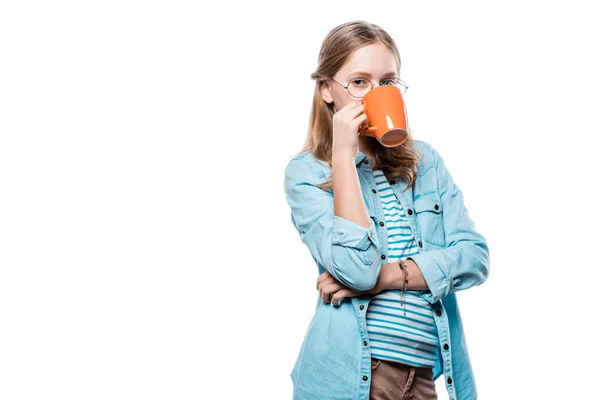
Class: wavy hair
296,20,420,192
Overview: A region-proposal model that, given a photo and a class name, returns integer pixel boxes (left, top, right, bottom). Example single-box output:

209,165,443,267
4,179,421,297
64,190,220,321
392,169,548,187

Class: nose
364,83,381,96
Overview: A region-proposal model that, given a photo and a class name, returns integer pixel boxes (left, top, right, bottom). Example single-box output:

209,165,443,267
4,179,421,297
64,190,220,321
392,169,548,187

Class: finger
316,271,332,285
340,102,362,111
317,276,336,288
321,282,345,302
346,104,365,120
320,282,344,302
317,277,338,296
335,102,363,119
316,272,333,289
355,113,368,129
331,289,356,306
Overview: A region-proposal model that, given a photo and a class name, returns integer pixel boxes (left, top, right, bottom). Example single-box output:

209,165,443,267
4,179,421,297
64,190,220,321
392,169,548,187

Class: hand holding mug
331,102,369,157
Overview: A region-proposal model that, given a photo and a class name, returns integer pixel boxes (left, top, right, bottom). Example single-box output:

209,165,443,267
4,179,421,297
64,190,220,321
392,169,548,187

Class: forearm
332,151,371,228
379,259,430,291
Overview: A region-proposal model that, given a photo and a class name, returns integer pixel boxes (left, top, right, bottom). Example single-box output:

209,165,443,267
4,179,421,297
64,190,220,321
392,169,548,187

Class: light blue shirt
283,139,490,400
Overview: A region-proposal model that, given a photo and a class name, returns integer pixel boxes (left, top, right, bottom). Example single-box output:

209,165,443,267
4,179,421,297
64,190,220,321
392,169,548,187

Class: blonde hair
297,20,419,192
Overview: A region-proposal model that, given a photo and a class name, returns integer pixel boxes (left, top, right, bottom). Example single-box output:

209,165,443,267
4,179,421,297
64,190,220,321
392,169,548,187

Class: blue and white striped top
365,169,440,368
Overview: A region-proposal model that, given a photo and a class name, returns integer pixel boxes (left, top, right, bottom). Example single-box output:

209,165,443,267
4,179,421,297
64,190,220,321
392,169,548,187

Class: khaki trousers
369,357,438,400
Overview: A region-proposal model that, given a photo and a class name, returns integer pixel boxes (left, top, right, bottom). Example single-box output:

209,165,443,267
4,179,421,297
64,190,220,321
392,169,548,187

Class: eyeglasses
330,77,409,98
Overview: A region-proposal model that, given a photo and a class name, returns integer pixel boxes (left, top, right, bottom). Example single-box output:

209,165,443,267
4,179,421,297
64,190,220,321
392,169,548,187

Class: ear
320,81,334,104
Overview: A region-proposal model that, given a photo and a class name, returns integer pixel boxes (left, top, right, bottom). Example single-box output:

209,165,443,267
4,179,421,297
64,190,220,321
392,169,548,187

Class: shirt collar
355,150,368,166
324,151,369,167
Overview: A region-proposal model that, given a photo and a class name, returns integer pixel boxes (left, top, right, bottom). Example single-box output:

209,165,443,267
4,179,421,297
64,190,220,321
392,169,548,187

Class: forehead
337,43,398,78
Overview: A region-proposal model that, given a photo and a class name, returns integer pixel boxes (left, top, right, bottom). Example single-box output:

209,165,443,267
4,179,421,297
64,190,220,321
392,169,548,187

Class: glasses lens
347,78,372,98
382,78,407,94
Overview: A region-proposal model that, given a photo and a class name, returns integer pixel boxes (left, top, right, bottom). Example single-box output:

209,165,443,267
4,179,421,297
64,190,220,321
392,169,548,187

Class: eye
380,78,398,86
351,78,369,87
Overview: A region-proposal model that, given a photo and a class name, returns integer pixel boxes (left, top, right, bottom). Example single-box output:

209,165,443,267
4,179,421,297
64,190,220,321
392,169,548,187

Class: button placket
364,167,388,263
389,184,422,252
432,303,455,395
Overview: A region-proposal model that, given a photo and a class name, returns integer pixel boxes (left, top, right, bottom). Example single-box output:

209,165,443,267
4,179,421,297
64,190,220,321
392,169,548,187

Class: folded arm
406,146,490,304
284,155,382,291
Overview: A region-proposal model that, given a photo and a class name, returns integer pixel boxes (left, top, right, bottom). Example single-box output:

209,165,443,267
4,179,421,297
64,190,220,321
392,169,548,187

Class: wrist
332,148,356,162
378,262,395,292
380,261,408,291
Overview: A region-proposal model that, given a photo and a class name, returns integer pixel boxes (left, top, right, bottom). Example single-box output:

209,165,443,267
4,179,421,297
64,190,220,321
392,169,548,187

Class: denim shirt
283,140,490,400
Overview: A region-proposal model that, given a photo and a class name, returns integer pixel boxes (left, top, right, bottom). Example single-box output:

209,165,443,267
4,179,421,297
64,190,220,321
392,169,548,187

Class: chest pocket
413,192,445,247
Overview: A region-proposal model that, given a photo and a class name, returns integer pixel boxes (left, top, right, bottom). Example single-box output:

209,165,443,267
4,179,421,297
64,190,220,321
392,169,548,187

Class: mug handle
359,126,378,137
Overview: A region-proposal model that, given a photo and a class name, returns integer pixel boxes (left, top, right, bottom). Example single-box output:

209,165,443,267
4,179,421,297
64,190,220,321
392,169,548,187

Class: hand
331,102,369,157
316,271,384,306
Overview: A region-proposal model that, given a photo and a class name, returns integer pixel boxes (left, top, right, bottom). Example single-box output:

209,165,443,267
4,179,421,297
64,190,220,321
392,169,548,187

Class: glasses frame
330,76,409,98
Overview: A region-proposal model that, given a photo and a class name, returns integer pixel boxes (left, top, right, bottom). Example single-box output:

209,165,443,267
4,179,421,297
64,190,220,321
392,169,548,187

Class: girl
284,21,490,400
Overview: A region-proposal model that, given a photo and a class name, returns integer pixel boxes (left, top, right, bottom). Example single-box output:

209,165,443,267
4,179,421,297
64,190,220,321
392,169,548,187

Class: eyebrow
348,71,397,78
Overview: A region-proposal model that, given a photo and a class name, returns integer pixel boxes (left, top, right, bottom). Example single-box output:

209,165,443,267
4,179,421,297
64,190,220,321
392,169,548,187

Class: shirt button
363,341,368,346
379,221,385,227
435,310,442,316
434,204,439,210
360,305,365,310
363,159,369,165
372,189,377,194
447,377,453,384
418,241,423,247
363,375,368,381
381,254,386,260
407,209,413,215
389,180,396,185
443,343,449,350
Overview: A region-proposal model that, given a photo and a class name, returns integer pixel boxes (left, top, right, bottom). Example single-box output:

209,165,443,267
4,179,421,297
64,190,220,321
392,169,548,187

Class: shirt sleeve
284,157,383,291
408,145,490,304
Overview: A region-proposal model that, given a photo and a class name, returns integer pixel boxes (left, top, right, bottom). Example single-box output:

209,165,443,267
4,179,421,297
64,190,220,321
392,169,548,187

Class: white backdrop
1,1,599,399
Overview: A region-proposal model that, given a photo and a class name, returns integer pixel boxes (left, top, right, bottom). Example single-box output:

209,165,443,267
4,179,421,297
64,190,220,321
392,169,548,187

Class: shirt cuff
407,252,449,304
331,215,381,251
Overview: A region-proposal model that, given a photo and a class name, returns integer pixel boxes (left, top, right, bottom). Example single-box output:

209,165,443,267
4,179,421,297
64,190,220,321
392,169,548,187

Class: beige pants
369,358,438,400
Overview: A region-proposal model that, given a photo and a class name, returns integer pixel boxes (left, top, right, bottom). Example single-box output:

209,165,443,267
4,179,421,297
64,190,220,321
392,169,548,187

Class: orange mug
359,85,409,147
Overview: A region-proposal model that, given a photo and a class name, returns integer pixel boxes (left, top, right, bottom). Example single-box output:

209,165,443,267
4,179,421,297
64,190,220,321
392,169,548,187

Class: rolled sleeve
408,145,490,304
332,215,381,251
284,156,383,291
408,252,450,304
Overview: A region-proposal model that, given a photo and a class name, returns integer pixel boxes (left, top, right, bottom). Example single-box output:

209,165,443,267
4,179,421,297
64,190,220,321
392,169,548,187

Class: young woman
284,21,490,400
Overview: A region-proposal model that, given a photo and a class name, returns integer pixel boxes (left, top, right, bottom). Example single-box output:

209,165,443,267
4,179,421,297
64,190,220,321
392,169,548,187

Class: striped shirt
365,169,440,368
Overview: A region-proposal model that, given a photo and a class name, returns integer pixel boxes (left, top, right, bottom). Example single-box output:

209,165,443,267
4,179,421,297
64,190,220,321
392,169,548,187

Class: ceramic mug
359,85,409,147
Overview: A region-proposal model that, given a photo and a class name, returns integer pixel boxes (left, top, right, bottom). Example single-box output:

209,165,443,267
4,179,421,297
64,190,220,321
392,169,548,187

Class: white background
1,1,599,399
